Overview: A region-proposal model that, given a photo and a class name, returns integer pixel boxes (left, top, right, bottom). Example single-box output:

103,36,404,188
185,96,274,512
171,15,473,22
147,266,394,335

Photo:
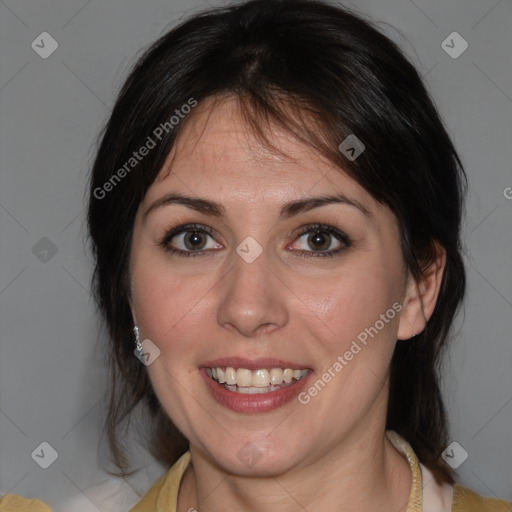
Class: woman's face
129,96,419,475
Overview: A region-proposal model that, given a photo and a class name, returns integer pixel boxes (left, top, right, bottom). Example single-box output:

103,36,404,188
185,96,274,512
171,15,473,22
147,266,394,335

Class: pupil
185,231,205,250
309,231,330,251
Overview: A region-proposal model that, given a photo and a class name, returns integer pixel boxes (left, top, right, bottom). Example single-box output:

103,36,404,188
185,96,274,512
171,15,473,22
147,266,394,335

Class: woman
2,0,510,510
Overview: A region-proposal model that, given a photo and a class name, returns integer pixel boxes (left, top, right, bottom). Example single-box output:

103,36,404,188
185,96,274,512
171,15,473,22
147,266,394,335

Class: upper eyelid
161,223,218,244
294,224,349,238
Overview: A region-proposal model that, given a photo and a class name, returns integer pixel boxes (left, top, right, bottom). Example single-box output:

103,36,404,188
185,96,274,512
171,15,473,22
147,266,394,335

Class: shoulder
0,495,52,512
452,484,512,511
58,475,142,511
1,472,147,512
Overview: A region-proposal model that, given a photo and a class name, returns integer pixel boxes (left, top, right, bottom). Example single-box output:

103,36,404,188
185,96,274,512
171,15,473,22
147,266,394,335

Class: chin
203,439,306,477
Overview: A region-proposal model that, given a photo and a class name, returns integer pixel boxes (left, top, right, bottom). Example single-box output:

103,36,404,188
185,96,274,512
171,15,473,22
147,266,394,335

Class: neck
178,425,412,512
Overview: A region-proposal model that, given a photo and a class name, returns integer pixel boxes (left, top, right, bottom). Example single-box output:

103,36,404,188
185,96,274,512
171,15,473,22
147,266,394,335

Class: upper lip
201,357,312,371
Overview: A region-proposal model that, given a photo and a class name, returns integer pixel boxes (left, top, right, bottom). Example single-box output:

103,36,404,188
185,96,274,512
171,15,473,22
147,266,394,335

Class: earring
133,325,143,357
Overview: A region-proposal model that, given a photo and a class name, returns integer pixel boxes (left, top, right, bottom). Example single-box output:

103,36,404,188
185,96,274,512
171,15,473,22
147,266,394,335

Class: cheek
130,259,207,422
130,248,221,373
296,269,403,429
294,259,403,356
130,252,186,349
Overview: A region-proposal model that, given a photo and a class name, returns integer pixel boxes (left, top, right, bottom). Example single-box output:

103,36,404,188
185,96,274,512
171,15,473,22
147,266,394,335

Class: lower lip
200,368,313,413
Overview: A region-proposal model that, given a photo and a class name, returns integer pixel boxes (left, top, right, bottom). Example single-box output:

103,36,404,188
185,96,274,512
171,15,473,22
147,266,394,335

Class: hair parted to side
87,0,466,484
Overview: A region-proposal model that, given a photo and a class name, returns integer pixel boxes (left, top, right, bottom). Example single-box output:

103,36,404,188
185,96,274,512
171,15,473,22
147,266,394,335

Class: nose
216,247,289,338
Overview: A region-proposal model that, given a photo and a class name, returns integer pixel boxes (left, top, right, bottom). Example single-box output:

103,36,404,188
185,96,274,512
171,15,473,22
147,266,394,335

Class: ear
397,242,446,340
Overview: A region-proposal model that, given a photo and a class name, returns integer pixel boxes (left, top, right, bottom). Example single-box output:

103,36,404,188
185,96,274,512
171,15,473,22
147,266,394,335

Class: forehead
145,96,373,208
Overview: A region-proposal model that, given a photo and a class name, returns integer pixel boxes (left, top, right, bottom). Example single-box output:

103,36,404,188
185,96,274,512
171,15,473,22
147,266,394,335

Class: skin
128,96,446,512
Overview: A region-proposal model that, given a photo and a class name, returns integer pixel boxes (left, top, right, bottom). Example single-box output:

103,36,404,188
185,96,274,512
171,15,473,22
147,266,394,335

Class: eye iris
184,231,206,250
308,231,330,251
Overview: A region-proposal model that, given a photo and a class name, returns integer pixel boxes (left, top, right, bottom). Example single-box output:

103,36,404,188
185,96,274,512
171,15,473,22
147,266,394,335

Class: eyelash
158,223,351,259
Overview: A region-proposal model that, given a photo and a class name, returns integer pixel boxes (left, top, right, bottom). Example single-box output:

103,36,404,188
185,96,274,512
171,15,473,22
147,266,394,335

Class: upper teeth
206,367,308,387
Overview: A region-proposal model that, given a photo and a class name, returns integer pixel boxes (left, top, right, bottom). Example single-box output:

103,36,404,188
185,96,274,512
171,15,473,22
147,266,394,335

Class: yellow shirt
0,495,51,512
2,433,511,511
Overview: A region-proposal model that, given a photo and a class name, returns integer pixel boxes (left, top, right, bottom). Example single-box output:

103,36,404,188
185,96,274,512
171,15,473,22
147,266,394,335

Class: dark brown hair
87,0,466,484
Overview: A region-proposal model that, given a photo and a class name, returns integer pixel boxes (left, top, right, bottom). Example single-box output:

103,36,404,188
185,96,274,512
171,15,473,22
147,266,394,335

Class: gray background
1,0,511,508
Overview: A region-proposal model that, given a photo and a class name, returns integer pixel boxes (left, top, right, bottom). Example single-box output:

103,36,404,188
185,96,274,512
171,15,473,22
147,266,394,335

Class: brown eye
307,231,332,251
183,230,208,250
160,224,223,257
289,224,351,258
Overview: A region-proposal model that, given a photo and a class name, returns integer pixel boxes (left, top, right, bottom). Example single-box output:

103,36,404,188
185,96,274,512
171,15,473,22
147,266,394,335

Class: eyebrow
143,191,371,221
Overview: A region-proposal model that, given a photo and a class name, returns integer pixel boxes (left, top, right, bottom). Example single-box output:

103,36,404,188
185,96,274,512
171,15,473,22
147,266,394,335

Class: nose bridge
232,246,271,296
216,242,287,336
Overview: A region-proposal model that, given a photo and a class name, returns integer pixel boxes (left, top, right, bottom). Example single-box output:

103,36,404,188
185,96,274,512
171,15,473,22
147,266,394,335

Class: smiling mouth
205,367,310,394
